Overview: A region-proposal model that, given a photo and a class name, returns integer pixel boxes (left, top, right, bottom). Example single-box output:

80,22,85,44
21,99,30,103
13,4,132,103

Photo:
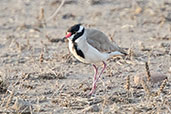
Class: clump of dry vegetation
0,76,8,94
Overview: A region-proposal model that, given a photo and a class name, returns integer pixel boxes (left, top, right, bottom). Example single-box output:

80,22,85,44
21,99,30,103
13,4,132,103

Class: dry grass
0,79,8,94
157,78,168,96
141,79,151,97
124,75,130,91
145,61,151,82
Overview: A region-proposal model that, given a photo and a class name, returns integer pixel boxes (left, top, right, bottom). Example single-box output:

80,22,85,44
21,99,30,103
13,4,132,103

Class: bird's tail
109,51,125,57
112,42,127,56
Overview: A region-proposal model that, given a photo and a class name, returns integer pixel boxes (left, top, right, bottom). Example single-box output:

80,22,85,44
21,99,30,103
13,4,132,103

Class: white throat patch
78,26,84,33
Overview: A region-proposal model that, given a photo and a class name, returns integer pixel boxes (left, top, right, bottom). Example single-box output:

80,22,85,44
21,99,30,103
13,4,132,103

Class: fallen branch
46,0,66,22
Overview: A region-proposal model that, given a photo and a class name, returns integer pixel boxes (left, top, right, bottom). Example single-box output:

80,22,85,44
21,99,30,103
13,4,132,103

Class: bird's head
64,24,85,41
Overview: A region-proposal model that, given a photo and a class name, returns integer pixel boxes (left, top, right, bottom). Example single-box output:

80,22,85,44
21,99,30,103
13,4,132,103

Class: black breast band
73,43,85,58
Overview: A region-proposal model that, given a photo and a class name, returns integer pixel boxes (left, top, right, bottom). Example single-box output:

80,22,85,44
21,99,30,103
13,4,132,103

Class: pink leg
92,64,98,81
89,62,107,96
96,61,106,82
89,64,98,95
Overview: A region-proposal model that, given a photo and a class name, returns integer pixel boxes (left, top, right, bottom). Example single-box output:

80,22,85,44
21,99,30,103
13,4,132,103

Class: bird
64,24,127,95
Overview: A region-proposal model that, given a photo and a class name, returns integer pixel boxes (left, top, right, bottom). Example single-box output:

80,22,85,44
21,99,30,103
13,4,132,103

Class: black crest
67,24,82,34
67,24,85,42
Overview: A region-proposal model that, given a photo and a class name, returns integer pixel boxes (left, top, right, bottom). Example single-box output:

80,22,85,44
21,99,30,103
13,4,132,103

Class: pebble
11,97,32,112
134,72,168,85
82,104,100,112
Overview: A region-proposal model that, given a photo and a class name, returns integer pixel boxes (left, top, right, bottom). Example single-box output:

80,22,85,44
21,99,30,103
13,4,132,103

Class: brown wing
86,29,126,54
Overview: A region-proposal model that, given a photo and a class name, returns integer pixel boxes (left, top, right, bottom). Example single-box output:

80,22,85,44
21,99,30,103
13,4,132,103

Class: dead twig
141,79,151,96
157,78,167,96
5,90,15,108
37,7,46,28
145,62,151,82
39,52,44,63
124,75,131,97
46,0,66,22
127,48,133,60
38,8,45,21
125,75,130,91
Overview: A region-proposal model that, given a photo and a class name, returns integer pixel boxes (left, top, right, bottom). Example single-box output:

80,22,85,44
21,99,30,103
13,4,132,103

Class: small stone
169,67,171,73
62,13,75,19
11,97,32,113
134,7,142,15
134,72,168,85
82,104,100,112
165,12,171,21
87,0,102,5
91,104,100,112
161,43,170,48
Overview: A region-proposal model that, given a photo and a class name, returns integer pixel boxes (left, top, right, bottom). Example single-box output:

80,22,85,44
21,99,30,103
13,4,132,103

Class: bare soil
0,0,170,113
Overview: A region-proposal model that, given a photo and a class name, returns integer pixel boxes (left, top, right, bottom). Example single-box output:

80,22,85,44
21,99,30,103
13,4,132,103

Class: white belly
84,43,109,63
68,40,109,63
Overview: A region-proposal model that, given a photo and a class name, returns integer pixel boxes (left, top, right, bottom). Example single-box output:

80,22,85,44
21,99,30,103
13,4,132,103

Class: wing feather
86,29,126,54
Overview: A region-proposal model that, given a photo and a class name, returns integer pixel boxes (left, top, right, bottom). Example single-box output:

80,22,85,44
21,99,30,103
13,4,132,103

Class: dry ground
0,0,170,113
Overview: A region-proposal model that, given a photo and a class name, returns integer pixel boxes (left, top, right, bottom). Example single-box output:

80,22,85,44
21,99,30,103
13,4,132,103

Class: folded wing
86,29,126,55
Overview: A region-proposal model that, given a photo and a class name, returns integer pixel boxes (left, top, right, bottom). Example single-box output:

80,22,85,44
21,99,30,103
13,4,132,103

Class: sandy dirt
0,0,171,113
